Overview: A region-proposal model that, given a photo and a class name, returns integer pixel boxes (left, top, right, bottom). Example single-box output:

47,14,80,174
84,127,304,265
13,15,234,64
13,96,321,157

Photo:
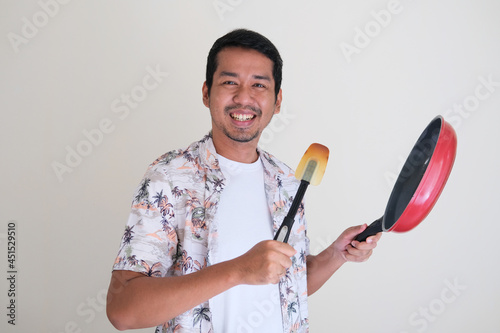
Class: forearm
306,226,382,295
107,260,241,330
107,239,295,330
306,246,346,296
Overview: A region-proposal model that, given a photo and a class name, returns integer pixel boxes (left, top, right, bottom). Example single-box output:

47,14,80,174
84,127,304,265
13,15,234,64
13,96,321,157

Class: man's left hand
331,224,382,263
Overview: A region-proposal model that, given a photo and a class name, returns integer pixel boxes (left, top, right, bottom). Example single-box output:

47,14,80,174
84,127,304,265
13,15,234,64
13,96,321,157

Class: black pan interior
382,117,442,231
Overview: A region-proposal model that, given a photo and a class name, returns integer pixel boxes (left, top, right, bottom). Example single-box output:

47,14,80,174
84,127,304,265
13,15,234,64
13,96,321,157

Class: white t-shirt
210,154,282,333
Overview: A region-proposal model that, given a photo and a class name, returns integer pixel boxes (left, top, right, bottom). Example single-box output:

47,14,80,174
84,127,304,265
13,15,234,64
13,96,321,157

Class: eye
253,83,266,88
223,81,237,85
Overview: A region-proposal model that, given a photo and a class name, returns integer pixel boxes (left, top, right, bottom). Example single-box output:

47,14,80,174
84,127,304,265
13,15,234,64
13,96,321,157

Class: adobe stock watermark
212,0,245,21
443,74,499,130
400,277,467,333
5,220,18,326
384,74,499,188
56,279,126,333
51,65,169,183
339,0,403,63
7,0,73,54
259,105,296,151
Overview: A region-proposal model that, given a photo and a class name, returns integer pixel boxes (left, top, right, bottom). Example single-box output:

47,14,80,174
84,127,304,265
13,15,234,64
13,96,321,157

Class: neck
212,132,259,163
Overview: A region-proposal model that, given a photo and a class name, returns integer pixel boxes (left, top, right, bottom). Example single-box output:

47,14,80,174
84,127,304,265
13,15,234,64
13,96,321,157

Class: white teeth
231,114,254,121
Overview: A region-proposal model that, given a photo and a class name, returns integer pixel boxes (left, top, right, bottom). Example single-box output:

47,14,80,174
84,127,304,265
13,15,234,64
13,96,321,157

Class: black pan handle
354,217,383,242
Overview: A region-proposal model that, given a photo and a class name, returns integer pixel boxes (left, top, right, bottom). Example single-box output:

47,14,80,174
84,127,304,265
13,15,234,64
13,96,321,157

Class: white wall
1,0,499,332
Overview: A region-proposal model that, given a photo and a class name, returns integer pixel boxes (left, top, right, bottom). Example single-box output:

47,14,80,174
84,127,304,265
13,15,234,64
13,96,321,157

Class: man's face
203,47,282,148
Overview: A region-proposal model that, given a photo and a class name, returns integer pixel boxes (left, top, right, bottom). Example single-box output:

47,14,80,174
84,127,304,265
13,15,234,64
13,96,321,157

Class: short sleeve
112,165,177,277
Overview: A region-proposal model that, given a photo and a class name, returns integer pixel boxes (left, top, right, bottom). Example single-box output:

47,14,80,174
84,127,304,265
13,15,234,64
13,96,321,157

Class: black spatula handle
274,180,309,243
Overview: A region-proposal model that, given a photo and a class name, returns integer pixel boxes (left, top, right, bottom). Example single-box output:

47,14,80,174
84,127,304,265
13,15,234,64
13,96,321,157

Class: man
107,29,381,333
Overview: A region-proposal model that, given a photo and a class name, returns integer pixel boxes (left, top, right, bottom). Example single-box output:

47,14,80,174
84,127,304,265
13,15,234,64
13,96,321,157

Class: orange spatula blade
295,143,329,186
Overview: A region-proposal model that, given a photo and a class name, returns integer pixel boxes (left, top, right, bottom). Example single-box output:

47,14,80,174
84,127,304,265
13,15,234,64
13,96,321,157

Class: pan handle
354,217,383,242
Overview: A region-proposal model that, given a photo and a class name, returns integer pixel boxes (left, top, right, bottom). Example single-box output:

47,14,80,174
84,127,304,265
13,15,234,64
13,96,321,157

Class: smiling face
202,46,282,162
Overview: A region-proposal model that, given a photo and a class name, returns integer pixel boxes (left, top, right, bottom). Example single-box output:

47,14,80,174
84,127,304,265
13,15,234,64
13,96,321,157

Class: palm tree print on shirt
140,260,162,277
127,255,138,267
193,307,211,332
287,301,298,320
123,225,134,244
153,189,174,219
171,186,183,198
134,178,151,204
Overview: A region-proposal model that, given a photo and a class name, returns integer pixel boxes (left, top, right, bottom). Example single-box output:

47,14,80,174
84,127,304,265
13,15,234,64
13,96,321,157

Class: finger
272,273,283,285
345,244,364,256
345,246,373,262
371,232,383,242
272,241,297,257
344,252,371,262
346,244,373,258
341,224,367,241
268,267,287,284
276,254,293,270
351,240,378,251
351,233,380,249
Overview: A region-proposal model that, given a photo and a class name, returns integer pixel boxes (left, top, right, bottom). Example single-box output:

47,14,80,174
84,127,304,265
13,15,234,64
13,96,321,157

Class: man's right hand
232,240,297,285
107,240,296,330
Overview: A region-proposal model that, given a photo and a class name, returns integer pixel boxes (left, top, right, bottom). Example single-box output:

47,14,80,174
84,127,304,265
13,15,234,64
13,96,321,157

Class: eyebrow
253,74,271,81
219,71,271,81
219,71,238,78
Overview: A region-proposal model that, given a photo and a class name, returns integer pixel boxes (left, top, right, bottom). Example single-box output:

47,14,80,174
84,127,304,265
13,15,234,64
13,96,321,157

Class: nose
233,84,254,106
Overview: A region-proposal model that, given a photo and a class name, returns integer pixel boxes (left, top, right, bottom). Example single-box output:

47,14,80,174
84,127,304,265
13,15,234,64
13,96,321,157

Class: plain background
1,0,500,332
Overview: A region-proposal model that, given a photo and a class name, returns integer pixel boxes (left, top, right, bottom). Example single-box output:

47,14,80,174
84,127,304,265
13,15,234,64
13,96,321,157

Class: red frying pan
355,115,457,242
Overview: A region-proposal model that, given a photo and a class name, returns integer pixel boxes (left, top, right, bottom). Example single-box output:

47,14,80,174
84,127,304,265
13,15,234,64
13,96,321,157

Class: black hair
205,29,283,100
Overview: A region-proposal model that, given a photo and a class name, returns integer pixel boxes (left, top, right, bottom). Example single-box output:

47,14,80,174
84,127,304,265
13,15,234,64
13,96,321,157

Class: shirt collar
198,132,286,177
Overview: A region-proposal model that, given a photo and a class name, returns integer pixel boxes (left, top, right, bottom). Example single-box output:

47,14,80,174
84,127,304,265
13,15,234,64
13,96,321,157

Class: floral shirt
113,133,310,333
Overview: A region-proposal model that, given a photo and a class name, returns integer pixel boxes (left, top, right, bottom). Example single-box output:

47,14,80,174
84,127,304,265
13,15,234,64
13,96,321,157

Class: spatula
274,143,329,243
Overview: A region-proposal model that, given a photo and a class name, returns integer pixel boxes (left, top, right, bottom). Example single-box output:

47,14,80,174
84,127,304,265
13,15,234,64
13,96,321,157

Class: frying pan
355,115,457,242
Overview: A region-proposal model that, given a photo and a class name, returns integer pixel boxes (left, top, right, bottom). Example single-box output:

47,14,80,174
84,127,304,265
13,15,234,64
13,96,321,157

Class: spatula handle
274,216,294,243
274,180,309,243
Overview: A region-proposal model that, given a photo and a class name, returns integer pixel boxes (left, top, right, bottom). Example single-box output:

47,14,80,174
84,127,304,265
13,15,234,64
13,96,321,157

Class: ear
274,89,283,115
202,81,210,108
